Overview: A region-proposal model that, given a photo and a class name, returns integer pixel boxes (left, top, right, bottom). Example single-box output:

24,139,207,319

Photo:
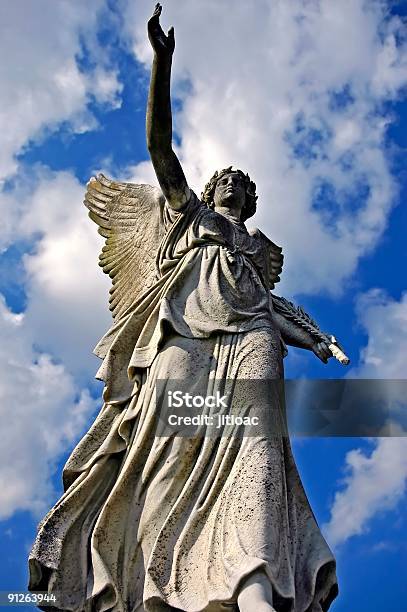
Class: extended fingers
147,4,175,56
320,342,332,362
314,342,331,363
167,26,175,47
148,3,162,27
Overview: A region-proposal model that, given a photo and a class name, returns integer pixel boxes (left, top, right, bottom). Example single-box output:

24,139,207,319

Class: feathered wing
84,173,166,320
249,228,284,289
265,238,284,289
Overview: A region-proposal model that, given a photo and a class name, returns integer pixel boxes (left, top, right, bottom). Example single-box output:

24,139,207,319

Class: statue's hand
148,3,175,58
312,341,332,364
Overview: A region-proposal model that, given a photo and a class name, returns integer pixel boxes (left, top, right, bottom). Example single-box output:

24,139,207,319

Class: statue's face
213,172,246,218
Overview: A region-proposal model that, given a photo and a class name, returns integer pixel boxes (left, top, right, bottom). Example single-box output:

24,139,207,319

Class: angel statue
28,4,348,612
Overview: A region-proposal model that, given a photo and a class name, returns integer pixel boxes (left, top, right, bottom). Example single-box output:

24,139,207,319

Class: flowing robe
28,193,338,612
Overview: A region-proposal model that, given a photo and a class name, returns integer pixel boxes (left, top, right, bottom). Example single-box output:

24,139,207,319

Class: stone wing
249,228,284,289
266,238,284,288
84,173,166,320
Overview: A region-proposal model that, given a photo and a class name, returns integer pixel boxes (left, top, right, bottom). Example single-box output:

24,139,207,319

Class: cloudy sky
0,0,406,609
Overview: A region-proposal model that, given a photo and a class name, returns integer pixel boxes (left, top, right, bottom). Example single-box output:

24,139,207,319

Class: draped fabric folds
28,192,338,611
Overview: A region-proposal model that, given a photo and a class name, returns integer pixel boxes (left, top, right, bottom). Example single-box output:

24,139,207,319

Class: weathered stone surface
28,4,346,611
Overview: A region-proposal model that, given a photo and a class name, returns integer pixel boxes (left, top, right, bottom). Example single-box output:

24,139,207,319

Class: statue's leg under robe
237,570,275,611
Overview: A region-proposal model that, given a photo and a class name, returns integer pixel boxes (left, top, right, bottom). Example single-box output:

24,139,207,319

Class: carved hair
201,166,258,222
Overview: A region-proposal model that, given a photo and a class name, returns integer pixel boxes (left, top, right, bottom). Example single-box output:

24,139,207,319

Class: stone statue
28,4,348,611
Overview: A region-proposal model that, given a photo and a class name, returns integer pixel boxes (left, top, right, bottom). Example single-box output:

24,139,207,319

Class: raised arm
146,4,190,210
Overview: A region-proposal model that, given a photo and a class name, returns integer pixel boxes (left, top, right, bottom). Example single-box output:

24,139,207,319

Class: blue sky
0,1,406,610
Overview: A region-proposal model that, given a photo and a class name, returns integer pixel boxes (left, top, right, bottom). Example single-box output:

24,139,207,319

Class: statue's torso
158,195,274,337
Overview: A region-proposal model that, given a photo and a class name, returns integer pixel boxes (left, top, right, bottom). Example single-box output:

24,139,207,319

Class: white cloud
323,436,407,548
0,295,98,520
0,0,122,181
125,0,406,295
351,289,407,379
1,168,112,382
0,0,125,518
1,0,406,525
90,67,123,110
323,290,407,548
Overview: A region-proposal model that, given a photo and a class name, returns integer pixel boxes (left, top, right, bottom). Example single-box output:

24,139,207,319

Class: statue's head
201,167,258,222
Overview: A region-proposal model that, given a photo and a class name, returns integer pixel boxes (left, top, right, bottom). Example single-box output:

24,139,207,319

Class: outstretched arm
272,309,332,363
270,294,349,365
146,3,190,210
